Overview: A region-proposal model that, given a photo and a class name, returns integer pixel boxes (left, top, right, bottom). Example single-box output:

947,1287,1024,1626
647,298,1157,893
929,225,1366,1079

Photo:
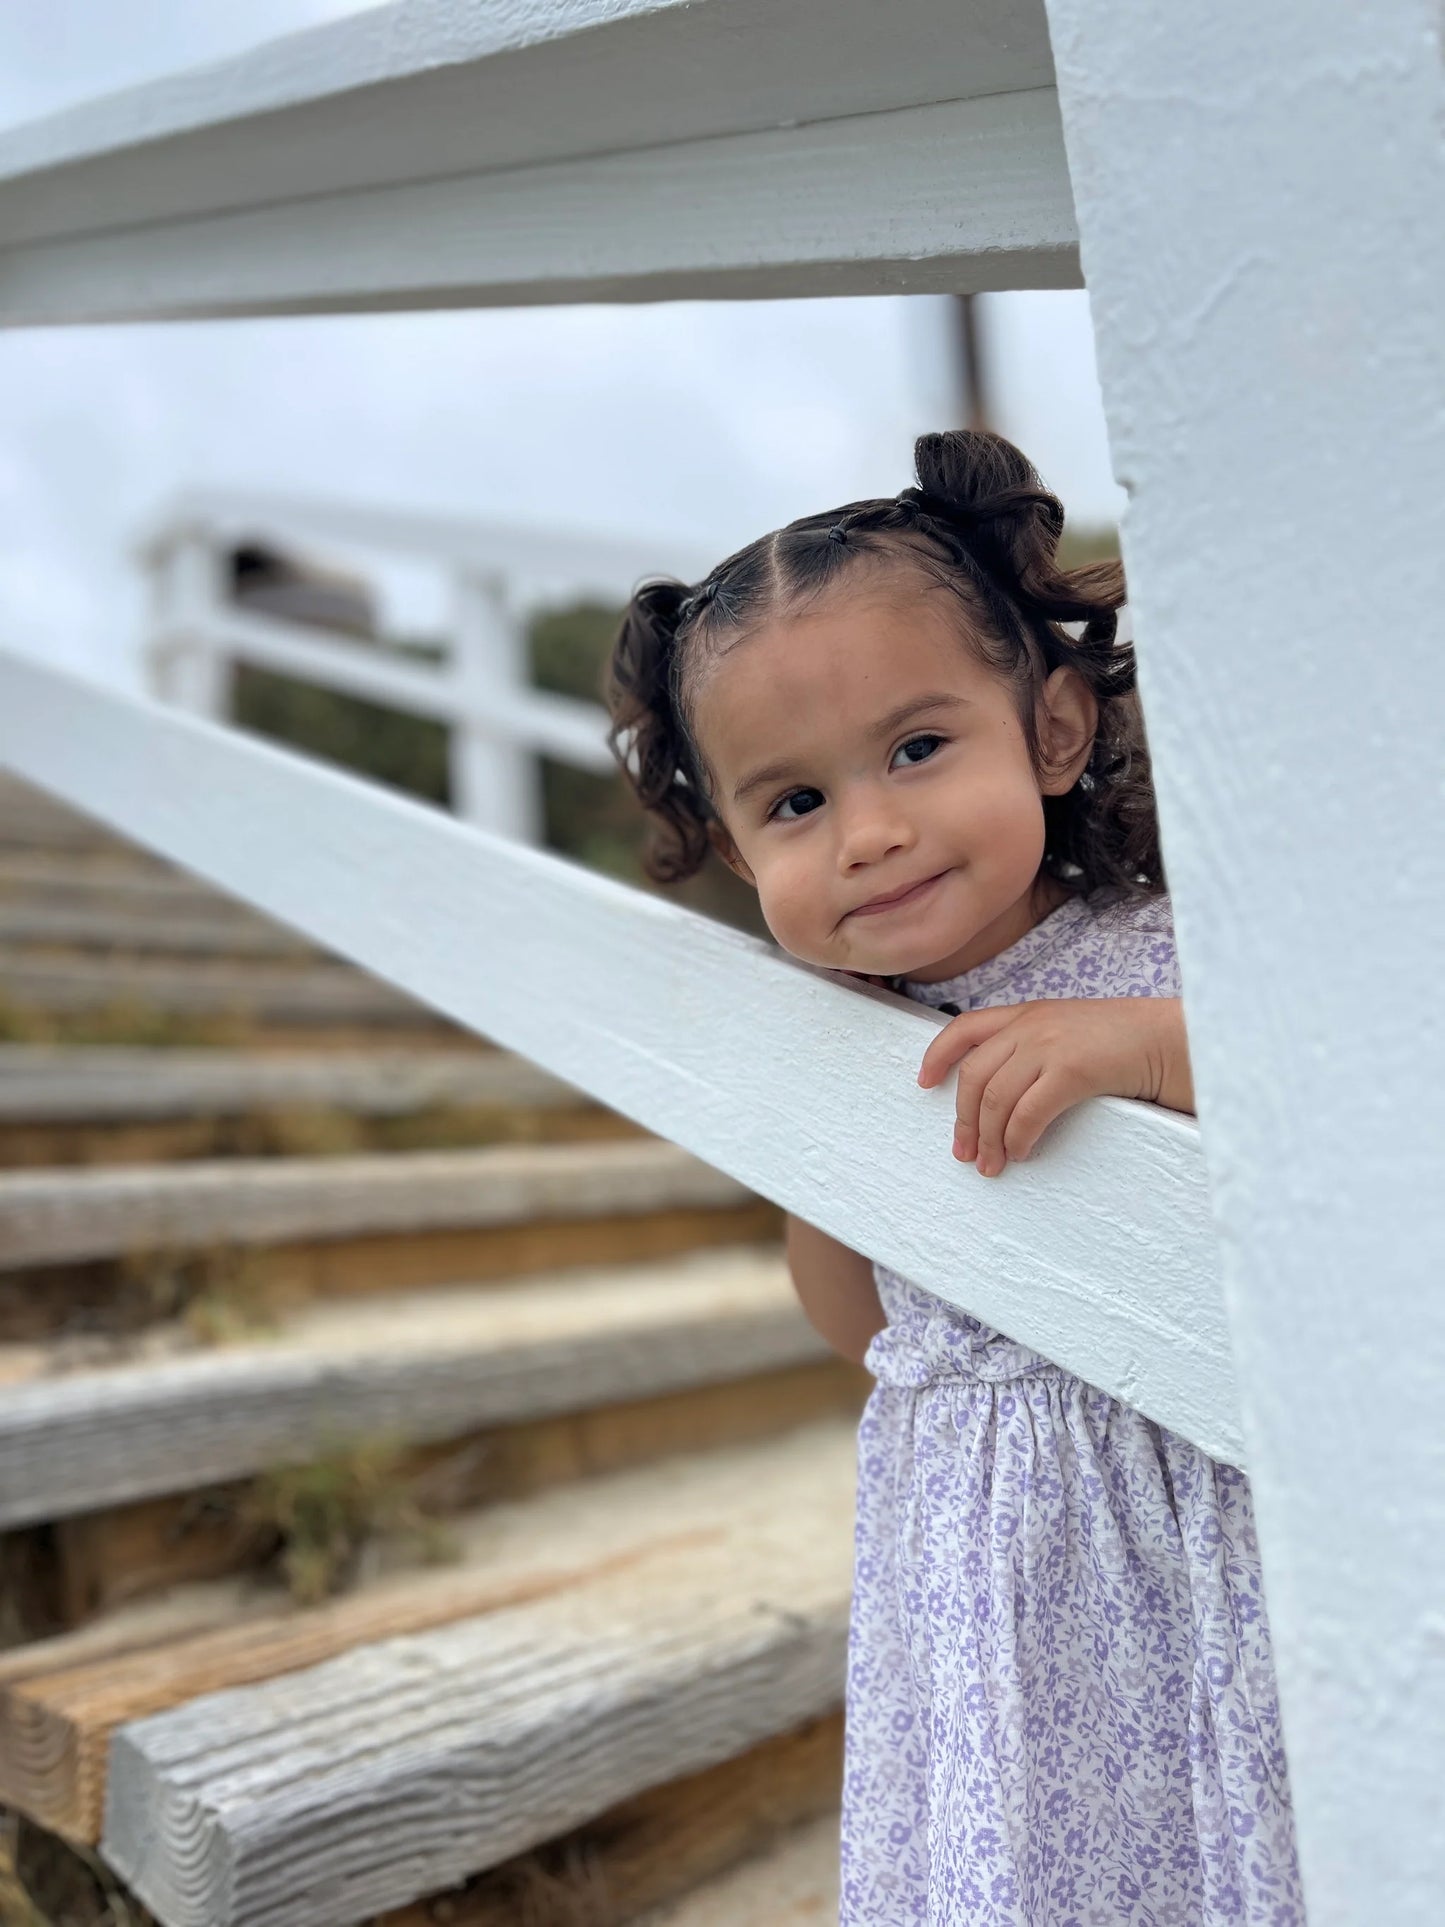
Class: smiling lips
847,871,949,918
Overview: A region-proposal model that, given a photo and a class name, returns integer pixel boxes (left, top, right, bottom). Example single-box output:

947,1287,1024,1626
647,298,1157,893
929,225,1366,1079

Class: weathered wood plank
0,1139,748,1269
0,952,433,1025
0,1250,816,1528
45,1359,865,1623
0,1045,577,1124
0,1201,780,1346
377,1721,842,1927
0,849,256,912
0,654,1239,1462
6,1422,855,1848
0,903,316,957
100,1426,854,1926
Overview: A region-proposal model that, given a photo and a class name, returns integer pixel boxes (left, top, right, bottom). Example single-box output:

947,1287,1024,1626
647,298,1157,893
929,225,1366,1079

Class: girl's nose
836,792,915,871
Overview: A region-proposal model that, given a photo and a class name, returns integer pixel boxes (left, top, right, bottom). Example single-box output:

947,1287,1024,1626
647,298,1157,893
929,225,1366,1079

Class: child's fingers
999,1068,1090,1166
971,1057,1046,1177
918,1006,1018,1088
951,1033,1022,1166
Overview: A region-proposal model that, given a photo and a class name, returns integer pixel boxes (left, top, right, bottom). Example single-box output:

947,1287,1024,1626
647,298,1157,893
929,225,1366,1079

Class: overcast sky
0,1,1124,688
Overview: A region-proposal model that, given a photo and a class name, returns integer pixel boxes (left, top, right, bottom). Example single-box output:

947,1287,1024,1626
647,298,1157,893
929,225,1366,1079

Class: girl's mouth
847,871,948,918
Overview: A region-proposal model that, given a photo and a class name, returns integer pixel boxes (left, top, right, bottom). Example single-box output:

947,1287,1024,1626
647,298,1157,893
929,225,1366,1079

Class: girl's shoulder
1074,888,1180,999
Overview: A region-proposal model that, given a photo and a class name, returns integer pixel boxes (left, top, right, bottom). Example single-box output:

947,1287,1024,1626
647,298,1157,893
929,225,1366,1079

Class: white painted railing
0,646,1234,1465
142,492,710,841
2,2,1443,1917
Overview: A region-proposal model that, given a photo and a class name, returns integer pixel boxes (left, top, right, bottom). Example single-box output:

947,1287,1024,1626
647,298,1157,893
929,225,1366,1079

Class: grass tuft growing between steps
246,1434,460,1606
116,1241,294,1346
0,991,250,1049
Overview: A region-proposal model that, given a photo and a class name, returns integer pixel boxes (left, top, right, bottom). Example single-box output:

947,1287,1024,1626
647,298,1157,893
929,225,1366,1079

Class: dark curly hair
607,429,1162,898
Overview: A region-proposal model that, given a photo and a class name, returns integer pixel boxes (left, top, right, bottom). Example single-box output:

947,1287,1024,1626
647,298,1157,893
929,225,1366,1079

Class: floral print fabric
841,893,1304,1926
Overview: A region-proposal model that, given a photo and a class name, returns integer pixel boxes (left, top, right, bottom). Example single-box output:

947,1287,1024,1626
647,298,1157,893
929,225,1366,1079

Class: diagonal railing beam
0,649,1238,1463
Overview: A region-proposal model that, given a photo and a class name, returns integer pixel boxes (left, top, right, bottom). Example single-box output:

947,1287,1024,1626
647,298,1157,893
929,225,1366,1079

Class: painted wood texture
3,1422,854,1845
1045,0,1445,1912
0,0,1069,321
0,1045,578,1123
0,652,1237,1462
0,1250,818,1528
100,1425,855,1926
0,1138,747,1268
0,91,1075,323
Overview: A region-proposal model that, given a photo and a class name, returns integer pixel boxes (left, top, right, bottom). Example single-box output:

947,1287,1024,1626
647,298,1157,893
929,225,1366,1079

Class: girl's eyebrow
731,692,968,806
867,691,969,740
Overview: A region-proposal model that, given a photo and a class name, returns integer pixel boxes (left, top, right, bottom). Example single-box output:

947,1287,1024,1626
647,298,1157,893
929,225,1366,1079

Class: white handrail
0,647,1238,1467
140,491,707,838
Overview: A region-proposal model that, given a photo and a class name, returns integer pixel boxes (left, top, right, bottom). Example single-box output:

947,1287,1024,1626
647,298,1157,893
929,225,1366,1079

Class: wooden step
0,1044,578,1124
0,778,158,858
0,850,261,914
0,901,319,958
2,1424,853,1849
375,1723,843,1927
97,1424,853,1926
0,1248,818,1529
641,1812,841,1925
0,1043,622,1166
0,951,437,1027
0,1138,749,1271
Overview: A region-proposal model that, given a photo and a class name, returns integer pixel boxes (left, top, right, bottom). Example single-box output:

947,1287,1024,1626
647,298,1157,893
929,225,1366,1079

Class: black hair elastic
828,523,849,544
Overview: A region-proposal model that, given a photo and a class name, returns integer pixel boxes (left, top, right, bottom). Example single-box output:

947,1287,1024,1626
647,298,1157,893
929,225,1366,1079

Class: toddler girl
607,430,1303,1926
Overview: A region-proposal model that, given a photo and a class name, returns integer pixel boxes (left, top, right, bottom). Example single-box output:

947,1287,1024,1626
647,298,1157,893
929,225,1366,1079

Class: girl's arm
785,1215,886,1367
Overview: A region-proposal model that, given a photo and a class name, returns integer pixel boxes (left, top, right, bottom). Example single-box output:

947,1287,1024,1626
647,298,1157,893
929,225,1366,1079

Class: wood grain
101,1425,854,1925
0,1250,820,1528
0,1139,750,1268
0,1045,580,1124
376,1716,842,1927
4,1424,855,1847
0,951,435,1025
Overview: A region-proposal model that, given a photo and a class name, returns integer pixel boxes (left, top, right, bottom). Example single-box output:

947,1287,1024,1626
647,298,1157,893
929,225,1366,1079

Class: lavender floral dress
841,892,1304,1927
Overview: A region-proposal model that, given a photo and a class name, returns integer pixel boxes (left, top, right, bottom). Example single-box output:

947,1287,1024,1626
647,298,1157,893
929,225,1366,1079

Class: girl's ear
1036,666,1099,796
708,819,756,886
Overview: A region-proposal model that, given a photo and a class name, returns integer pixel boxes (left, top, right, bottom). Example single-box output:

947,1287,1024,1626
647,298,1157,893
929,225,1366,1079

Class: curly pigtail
606,578,714,884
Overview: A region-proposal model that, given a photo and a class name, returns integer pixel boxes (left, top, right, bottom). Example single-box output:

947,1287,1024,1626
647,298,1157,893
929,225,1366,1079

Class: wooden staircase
0,776,858,1926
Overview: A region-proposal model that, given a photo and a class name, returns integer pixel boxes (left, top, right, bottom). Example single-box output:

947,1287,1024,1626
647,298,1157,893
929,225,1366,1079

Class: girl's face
690,583,1096,983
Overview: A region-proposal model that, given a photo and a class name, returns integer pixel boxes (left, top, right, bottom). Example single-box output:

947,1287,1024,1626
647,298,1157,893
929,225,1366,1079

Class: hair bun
911,430,1065,573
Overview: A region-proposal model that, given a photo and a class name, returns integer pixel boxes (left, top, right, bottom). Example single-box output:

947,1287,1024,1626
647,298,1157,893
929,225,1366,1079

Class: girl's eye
771,787,824,822
891,733,944,769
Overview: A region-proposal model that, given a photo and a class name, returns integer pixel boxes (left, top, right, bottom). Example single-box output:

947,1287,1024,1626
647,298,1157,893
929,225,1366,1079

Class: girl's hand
917,997,1195,1177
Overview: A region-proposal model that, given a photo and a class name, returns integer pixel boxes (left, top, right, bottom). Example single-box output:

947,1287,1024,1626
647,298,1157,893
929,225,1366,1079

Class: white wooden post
448,568,540,842
1044,1,1445,1918
143,528,228,720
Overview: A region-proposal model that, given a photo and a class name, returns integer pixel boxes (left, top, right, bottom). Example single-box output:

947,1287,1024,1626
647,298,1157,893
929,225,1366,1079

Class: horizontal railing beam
144,490,714,600
0,0,1055,246
0,91,1076,325
0,651,1240,1464
159,607,614,771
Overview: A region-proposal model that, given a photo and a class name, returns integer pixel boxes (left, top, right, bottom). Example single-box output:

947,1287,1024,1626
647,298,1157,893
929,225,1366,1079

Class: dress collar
900,894,1093,1008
